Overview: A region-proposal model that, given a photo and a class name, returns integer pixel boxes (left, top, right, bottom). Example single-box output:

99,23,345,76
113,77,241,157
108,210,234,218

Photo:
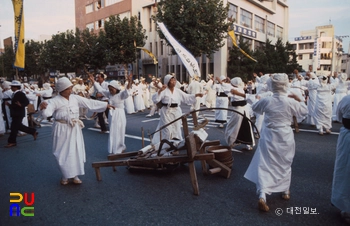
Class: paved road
0,105,347,225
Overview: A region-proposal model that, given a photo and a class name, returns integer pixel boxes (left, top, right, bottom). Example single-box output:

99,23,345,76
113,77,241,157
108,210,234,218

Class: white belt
56,119,85,128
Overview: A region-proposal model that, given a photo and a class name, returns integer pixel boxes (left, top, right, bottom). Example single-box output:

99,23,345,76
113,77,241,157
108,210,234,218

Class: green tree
227,38,257,81
154,0,230,58
104,15,147,66
1,46,16,80
24,40,44,77
285,41,301,73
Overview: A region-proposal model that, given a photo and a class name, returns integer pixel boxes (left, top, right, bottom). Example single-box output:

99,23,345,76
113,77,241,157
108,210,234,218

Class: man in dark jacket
5,80,38,148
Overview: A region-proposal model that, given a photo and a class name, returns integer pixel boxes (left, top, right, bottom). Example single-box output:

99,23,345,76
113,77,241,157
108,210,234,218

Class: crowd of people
1,70,349,223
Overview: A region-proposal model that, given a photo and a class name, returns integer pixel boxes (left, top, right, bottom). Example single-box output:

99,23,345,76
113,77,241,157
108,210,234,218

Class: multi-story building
341,53,350,75
75,0,289,81
291,25,344,75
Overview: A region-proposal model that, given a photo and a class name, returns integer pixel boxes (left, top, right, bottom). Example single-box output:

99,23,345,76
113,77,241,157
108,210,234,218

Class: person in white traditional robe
2,81,13,132
72,78,89,119
253,74,272,134
204,74,216,108
124,80,136,114
332,73,350,122
0,86,5,135
187,74,203,117
244,73,308,212
290,73,307,101
225,77,255,151
151,74,203,145
331,94,350,224
212,75,232,128
140,78,150,109
314,75,336,135
305,72,319,126
132,79,145,112
40,77,113,185
89,73,133,154
146,77,162,117
35,82,54,122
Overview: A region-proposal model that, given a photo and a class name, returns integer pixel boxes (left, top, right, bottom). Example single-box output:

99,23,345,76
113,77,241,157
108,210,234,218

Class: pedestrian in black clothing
5,80,38,148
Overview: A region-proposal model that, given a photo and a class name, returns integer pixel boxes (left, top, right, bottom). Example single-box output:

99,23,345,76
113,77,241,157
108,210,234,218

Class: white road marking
142,118,160,123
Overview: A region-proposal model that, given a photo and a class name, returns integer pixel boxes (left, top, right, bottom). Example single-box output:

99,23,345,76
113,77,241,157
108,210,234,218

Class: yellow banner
12,0,25,69
137,47,158,64
228,30,257,63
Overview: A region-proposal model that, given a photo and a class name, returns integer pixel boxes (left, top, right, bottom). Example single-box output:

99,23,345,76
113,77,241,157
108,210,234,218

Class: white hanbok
332,81,349,122
225,87,255,147
2,89,13,130
94,83,132,154
314,83,335,132
305,78,319,125
0,89,5,134
141,83,150,109
133,84,145,112
204,80,216,108
151,88,196,144
331,95,350,212
124,83,135,114
41,95,107,178
212,82,232,123
244,93,307,194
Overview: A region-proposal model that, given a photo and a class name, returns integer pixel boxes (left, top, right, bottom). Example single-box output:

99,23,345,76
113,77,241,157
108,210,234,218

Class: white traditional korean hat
108,80,121,90
230,77,244,88
219,75,226,81
339,73,348,82
2,81,11,89
134,79,139,84
10,80,22,87
193,74,200,81
43,83,51,90
56,77,73,93
164,74,174,86
267,73,289,94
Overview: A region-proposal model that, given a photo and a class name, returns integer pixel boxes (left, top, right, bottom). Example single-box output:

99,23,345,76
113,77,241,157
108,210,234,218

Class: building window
105,0,123,7
150,42,152,53
276,26,283,39
95,1,104,10
298,54,303,60
299,44,304,50
267,21,275,37
228,4,238,22
308,43,314,49
240,9,252,28
86,4,94,14
160,41,164,55
97,19,104,29
155,42,158,56
254,40,264,50
255,16,265,33
241,37,252,50
86,23,94,31
309,53,313,59
149,17,152,32
119,11,130,20
322,41,332,49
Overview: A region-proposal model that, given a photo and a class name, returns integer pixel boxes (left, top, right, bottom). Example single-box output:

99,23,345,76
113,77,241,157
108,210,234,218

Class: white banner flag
157,22,200,78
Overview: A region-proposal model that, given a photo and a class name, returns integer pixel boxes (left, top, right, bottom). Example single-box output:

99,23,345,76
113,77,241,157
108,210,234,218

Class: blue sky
0,0,349,51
